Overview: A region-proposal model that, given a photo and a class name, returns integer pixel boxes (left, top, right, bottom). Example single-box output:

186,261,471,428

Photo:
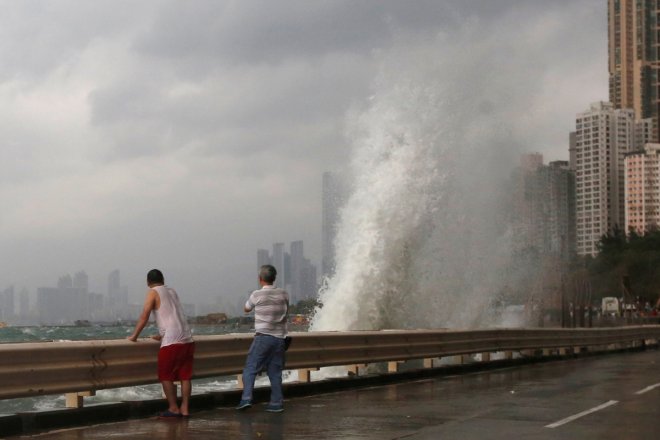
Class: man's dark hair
259,265,277,284
147,269,165,285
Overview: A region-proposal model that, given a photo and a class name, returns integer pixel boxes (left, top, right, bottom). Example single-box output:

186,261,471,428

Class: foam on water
312,29,532,332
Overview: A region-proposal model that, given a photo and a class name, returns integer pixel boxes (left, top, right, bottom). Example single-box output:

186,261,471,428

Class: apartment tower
572,102,636,255
512,154,576,260
321,171,349,278
624,143,660,233
608,0,660,140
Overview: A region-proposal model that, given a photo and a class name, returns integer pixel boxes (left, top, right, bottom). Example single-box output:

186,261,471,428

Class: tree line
581,227,660,305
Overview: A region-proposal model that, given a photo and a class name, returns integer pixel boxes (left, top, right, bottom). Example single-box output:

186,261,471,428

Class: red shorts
158,342,195,381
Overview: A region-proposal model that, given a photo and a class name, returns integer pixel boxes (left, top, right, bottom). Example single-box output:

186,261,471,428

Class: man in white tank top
127,269,195,418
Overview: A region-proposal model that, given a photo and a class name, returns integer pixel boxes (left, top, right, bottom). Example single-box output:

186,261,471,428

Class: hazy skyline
0,1,606,307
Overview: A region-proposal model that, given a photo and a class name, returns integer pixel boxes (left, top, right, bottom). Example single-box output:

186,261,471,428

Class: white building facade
624,143,660,234
573,102,636,255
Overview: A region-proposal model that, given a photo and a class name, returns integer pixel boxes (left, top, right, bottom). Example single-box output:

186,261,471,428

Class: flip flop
158,410,182,419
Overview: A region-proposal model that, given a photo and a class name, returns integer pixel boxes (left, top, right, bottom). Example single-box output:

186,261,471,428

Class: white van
601,297,619,315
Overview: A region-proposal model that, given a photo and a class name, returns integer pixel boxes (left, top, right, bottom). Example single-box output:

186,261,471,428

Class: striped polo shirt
245,285,289,338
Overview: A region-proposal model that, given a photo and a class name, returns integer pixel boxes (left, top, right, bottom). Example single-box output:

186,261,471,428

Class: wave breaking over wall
311,30,535,331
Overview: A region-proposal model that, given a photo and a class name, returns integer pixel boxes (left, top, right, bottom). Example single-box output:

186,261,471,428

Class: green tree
583,229,660,305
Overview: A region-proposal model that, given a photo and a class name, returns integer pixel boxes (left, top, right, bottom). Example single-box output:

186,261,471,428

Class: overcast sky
0,1,606,310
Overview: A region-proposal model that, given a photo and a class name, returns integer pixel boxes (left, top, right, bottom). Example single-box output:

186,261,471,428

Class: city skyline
0,2,606,307
256,240,317,304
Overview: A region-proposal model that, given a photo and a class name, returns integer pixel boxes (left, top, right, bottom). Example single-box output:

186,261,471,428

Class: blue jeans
241,334,286,404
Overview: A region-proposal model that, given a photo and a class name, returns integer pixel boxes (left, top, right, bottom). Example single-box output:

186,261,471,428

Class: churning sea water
0,325,246,414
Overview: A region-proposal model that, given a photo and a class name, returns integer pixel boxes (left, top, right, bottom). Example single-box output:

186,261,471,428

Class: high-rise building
108,269,120,295
289,240,305,303
271,243,286,289
511,153,545,253
108,269,128,306
73,271,89,291
545,161,577,259
0,286,15,321
299,259,318,301
257,249,271,270
608,0,660,140
57,274,73,289
624,143,660,233
511,155,575,259
572,102,643,255
256,241,318,301
36,286,86,324
321,171,349,278
19,288,29,318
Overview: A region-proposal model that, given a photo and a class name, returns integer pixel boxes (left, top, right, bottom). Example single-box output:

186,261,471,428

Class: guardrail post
453,355,471,365
297,368,319,382
423,358,438,368
388,361,405,372
65,391,95,409
236,375,244,389
504,351,513,360
481,353,491,362
347,364,367,375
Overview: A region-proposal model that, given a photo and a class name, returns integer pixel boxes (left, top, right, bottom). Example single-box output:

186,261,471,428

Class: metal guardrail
1,326,659,406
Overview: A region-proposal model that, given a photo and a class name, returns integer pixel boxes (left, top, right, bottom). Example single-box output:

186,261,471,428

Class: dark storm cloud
0,1,152,80
90,0,603,163
133,0,585,65
0,0,608,308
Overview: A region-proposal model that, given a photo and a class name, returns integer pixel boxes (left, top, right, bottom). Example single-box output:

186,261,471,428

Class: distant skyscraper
300,259,318,301
608,0,660,140
37,285,86,324
321,171,349,278
256,241,318,301
271,243,286,288
519,152,543,171
108,269,128,306
257,249,271,270
19,288,29,318
289,240,305,303
624,143,660,233
511,155,575,259
0,286,15,321
572,102,644,255
73,271,89,292
544,161,576,259
512,153,545,253
108,269,120,292
57,274,73,289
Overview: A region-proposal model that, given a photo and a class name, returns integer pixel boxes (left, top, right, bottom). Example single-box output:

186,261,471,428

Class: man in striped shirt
236,264,289,413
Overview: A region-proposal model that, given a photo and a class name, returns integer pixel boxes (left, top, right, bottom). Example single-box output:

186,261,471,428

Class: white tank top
152,285,193,347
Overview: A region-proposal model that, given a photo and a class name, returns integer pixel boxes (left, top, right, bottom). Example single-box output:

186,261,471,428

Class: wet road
10,349,660,440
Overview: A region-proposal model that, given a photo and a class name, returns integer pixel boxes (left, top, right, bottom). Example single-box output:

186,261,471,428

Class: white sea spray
311,28,537,332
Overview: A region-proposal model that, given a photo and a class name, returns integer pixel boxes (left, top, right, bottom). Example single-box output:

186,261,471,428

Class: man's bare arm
127,290,158,342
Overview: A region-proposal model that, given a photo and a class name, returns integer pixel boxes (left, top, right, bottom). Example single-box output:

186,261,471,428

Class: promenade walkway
9,348,660,440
